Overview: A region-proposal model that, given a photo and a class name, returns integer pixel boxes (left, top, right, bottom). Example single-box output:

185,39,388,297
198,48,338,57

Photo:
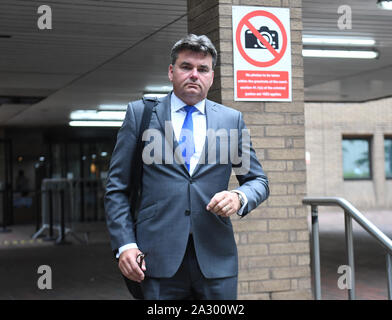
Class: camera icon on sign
245,26,279,50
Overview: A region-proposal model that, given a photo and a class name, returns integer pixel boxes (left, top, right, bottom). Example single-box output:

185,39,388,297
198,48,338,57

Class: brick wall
188,0,311,299
305,98,392,209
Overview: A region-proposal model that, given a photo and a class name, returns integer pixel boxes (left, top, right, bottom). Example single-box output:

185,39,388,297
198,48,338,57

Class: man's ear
168,64,173,82
210,70,214,86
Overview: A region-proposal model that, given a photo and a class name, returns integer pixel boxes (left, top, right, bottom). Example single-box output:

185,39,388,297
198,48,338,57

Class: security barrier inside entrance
32,178,106,244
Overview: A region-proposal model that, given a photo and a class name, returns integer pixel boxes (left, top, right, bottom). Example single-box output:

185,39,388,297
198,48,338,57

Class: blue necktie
179,105,197,171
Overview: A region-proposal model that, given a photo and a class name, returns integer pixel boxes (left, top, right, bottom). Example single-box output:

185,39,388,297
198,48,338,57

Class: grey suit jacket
104,93,269,279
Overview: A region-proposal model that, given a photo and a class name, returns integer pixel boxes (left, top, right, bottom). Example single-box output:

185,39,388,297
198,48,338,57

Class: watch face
232,191,244,206
238,194,244,206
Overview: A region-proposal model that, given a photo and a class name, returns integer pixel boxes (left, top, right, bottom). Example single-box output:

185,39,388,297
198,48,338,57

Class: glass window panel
385,139,392,178
342,139,371,179
51,143,63,178
66,143,81,179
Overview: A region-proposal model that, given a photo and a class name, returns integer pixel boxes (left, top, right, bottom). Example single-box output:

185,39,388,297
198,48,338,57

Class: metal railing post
311,205,322,300
387,253,392,300
303,197,392,300
344,211,356,300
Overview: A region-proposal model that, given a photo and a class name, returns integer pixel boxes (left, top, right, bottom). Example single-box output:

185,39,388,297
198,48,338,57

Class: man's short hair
170,34,217,69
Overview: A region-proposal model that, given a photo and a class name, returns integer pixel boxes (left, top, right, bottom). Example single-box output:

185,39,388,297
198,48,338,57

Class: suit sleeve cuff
116,243,138,259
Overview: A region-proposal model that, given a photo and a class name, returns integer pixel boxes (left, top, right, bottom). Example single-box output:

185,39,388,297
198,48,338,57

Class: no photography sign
232,6,292,101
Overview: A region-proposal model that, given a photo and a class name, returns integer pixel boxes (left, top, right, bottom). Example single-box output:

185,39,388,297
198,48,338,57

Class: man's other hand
118,248,146,282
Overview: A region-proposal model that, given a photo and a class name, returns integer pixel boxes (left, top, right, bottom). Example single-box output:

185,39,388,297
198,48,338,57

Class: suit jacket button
185,210,190,216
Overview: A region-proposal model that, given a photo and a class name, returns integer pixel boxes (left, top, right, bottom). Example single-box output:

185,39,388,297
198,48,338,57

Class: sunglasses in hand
137,253,147,269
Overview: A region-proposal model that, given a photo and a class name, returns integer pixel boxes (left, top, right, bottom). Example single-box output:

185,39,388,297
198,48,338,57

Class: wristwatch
231,190,245,208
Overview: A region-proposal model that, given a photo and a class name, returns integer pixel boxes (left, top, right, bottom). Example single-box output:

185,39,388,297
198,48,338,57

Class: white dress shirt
117,93,248,256
170,93,206,176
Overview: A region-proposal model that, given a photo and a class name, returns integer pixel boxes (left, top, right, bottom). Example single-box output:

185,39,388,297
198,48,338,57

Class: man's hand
206,191,241,217
118,248,146,282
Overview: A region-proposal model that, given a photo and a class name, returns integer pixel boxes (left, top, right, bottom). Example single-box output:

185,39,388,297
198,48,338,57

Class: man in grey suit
105,34,269,300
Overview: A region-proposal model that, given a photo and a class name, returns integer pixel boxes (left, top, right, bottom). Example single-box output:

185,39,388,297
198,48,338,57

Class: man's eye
199,68,208,73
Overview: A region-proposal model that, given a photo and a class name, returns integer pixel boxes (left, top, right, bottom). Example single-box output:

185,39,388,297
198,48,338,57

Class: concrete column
188,0,311,299
373,131,385,207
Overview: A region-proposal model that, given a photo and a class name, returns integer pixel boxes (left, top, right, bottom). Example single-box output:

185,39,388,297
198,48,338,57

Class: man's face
168,49,214,105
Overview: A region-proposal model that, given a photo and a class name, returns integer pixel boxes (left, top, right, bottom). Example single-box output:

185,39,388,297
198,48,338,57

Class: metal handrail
302,196,392,300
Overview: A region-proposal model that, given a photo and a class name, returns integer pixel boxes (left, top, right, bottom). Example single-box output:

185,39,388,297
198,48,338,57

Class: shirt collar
171,92,206,114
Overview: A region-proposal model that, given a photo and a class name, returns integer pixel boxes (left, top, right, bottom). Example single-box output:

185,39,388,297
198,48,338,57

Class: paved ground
0,222,130,300
0,209,391,300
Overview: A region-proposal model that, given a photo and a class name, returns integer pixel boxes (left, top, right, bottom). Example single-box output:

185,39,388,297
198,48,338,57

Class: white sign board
232,6,292,101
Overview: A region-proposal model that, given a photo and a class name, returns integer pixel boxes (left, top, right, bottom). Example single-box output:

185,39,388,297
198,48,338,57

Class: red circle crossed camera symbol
236,10,288,67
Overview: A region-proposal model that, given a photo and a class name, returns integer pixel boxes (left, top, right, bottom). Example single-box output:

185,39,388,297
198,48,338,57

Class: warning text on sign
237,70,289,99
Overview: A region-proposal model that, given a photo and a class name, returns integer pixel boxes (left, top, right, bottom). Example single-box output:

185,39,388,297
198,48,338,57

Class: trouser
141,235,237,300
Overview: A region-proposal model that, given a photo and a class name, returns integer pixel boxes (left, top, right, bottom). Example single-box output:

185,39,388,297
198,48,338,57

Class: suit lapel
154,93,172,134
154,93,187,173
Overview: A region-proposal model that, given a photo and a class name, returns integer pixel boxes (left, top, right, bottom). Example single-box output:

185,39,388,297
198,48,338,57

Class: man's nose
190,68,199,79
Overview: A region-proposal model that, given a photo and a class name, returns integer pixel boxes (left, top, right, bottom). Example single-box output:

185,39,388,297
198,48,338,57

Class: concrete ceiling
0,0,391,127
303,0,392,102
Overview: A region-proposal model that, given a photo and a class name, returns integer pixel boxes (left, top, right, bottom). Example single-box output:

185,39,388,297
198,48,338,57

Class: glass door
46,139,113,222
